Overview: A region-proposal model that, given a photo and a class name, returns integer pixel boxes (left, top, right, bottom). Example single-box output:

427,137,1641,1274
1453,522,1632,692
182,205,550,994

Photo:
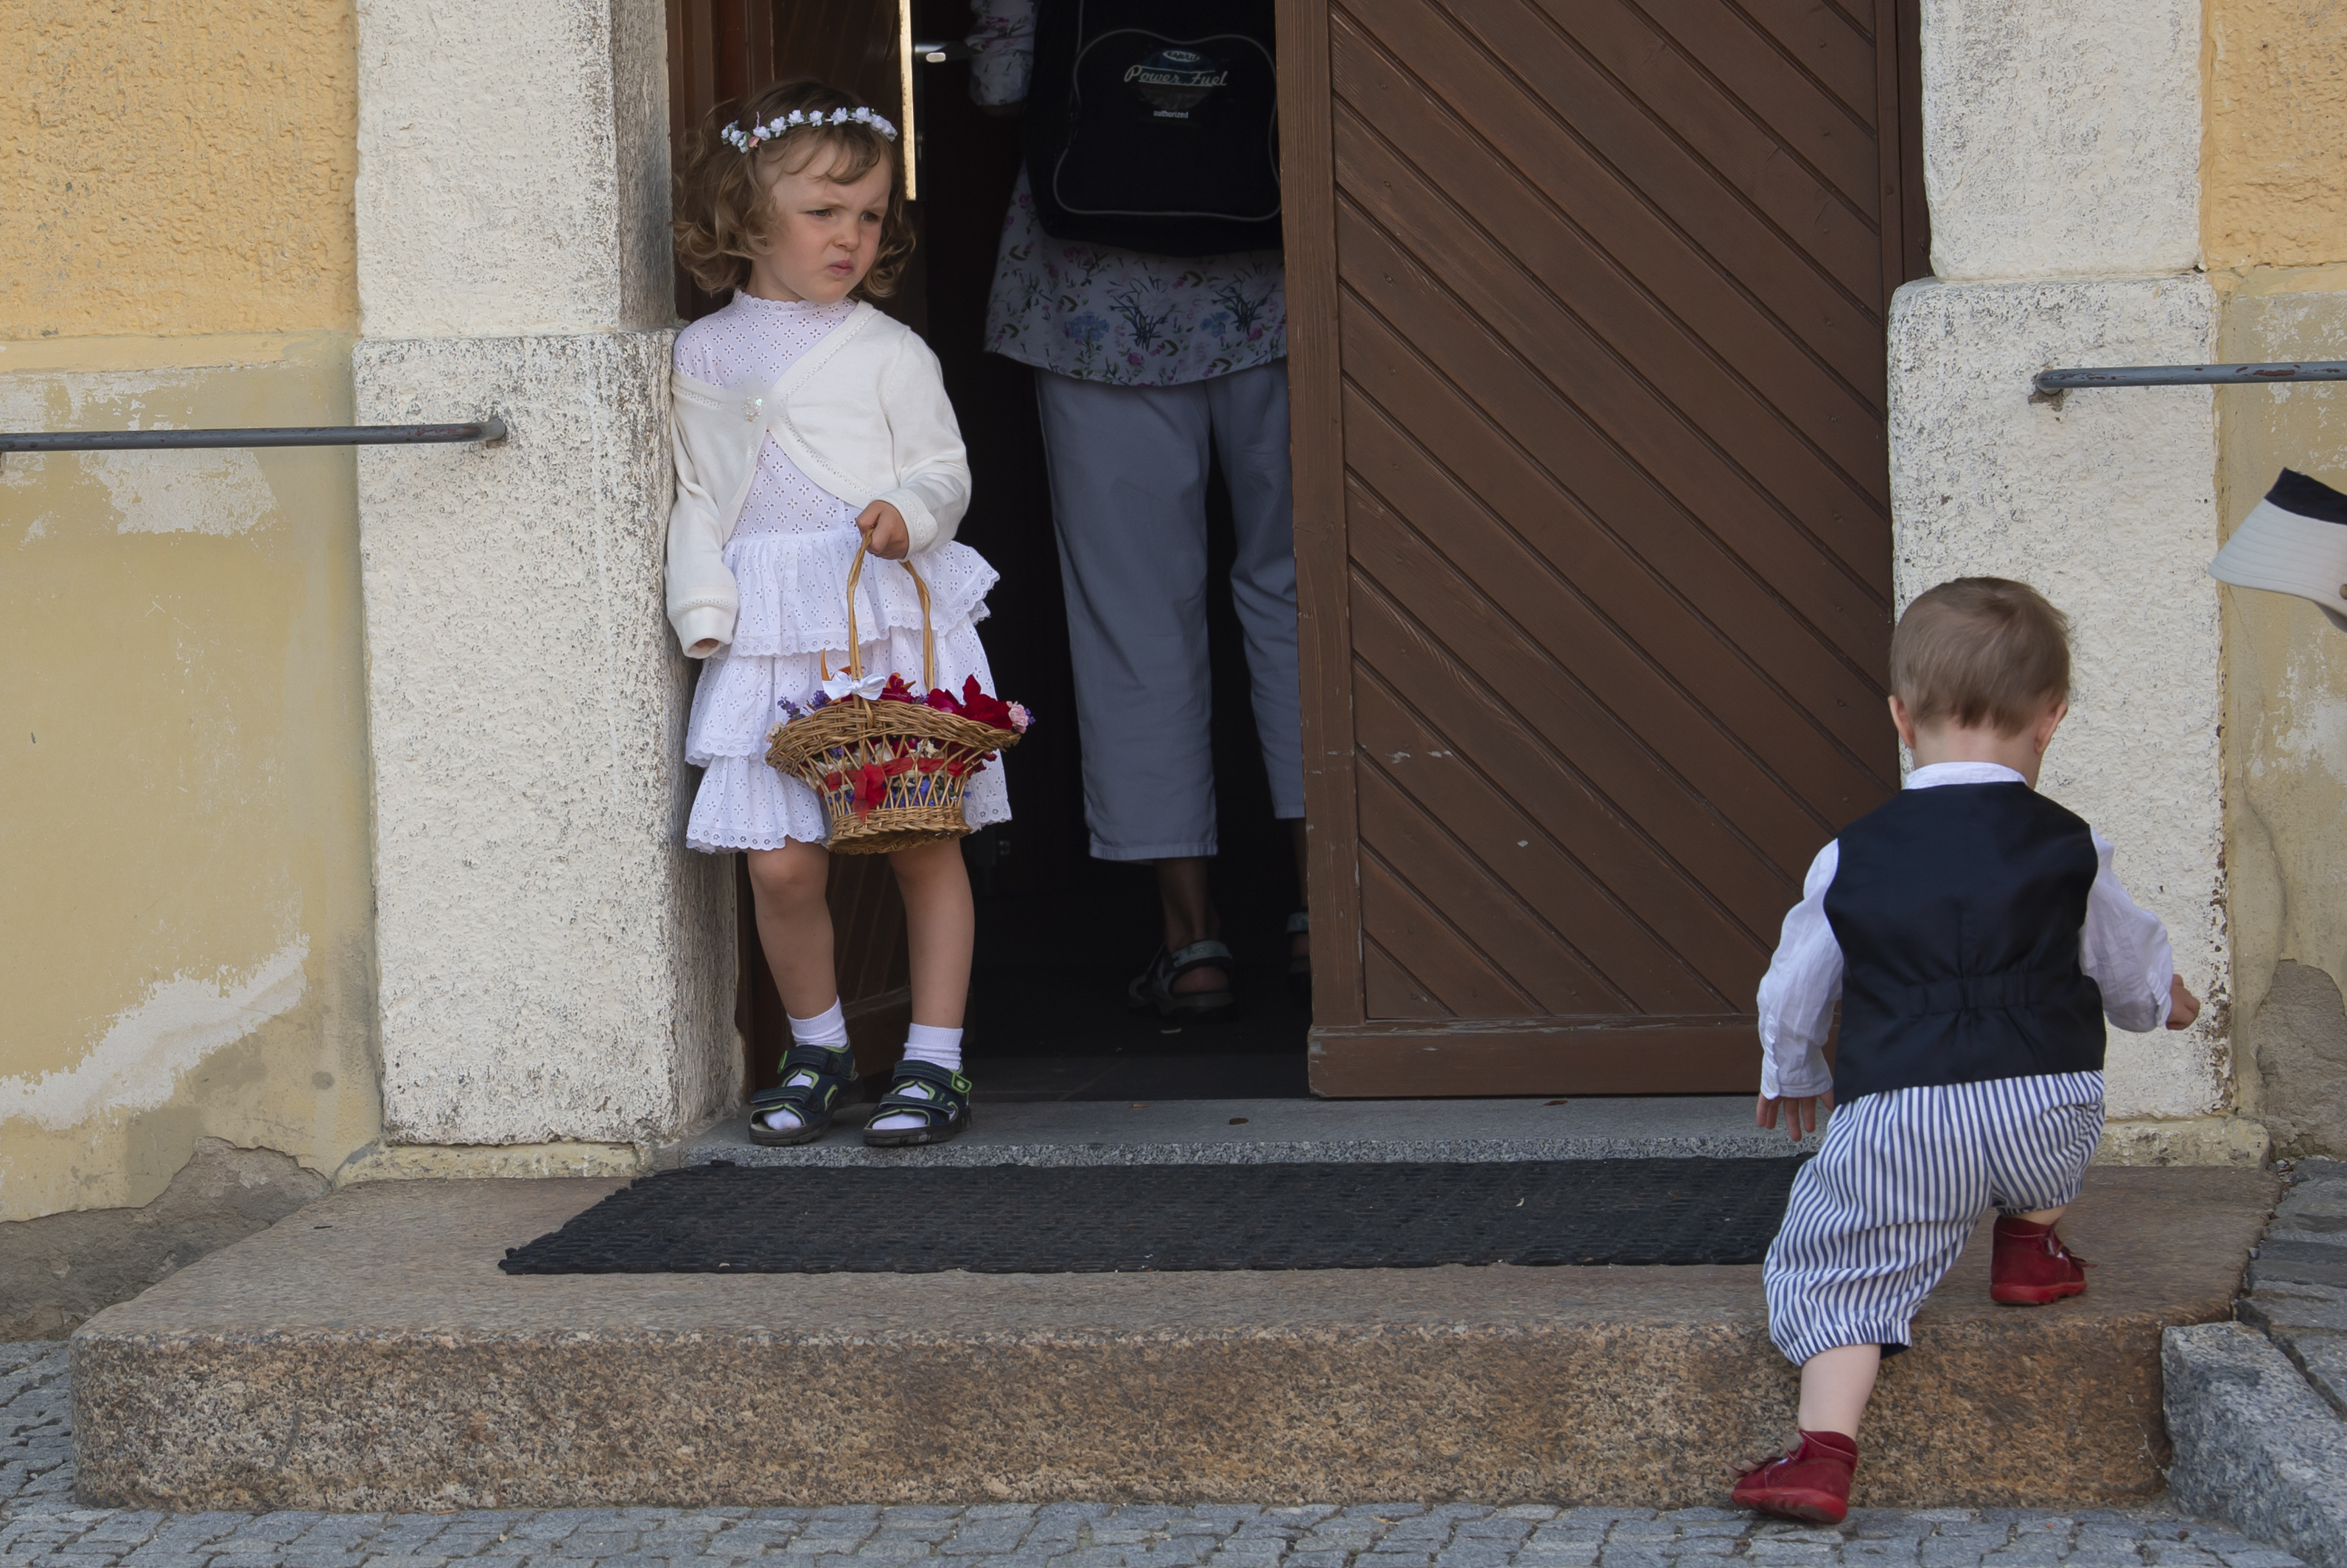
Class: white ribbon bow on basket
820,669,893,702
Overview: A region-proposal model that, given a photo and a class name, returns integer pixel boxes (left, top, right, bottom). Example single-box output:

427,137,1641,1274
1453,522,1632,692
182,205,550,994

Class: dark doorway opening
678,0,1313,1105
912,7,1309,1100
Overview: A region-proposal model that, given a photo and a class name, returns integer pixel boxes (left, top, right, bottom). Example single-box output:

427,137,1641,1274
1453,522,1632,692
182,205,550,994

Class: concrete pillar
1917,0,2202,284
351,0,734,1150
1890,1,2242,1147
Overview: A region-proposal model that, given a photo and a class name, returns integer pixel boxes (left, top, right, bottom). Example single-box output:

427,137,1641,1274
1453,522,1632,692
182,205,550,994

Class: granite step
2227,1159,2347,1425
69,1166,2274,1515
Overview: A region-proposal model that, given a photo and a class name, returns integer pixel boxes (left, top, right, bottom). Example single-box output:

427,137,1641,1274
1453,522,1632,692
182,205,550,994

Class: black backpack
1023,0,1281,257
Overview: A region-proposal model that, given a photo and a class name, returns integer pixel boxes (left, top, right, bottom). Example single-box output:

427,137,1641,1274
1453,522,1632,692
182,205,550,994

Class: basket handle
832,538,937,691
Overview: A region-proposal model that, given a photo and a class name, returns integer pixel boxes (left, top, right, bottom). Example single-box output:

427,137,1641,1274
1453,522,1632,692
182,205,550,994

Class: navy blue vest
1823,783,2107,1102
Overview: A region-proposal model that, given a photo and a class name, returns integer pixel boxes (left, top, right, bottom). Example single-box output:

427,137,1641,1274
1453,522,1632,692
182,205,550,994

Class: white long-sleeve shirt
1755,761,2178,1099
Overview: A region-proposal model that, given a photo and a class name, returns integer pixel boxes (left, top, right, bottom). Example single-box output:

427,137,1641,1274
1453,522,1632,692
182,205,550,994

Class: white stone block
354,330,735,1146
356,0,672,337
1921,0,2202,281
1889,275,2225,1120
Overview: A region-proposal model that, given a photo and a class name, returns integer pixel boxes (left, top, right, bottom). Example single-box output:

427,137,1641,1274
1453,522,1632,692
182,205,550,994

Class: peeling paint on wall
91,452,280,538
2251,660,2347,780
0,1138,330,1340
0,334,380,1223
1,936,309,1133
2204,0,2347,1157
2218,267,2347,1158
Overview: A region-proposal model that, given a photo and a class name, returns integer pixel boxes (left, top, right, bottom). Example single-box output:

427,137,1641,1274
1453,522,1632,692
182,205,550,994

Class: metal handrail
2034,363,2347,394
0,417,507,455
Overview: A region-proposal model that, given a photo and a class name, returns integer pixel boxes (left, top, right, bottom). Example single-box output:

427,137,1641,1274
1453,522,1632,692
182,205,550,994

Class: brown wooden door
1279,0,1927,1095
669,0,922,322
668,0,924,1088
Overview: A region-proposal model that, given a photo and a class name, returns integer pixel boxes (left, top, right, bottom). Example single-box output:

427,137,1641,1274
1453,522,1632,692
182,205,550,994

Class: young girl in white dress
666,80,1006,1149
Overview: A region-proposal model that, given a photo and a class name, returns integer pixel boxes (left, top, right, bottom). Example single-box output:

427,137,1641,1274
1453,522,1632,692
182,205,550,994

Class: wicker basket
763,541,1022,855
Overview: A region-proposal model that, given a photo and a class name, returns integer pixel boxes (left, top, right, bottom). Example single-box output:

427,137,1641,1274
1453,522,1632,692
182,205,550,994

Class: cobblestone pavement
0,1344,2304,1568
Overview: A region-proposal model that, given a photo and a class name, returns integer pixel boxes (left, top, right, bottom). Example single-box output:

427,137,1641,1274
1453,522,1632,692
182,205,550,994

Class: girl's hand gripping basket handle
830,539,936,690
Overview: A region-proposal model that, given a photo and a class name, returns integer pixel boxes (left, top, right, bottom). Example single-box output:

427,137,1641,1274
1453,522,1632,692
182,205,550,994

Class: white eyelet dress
679,293,1011,853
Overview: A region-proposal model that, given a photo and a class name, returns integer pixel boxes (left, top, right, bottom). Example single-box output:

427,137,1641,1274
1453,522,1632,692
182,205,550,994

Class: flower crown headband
722,105,899,153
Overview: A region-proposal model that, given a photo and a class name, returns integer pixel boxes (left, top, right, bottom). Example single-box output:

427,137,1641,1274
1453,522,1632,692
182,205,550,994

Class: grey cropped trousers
1032,361,1307,861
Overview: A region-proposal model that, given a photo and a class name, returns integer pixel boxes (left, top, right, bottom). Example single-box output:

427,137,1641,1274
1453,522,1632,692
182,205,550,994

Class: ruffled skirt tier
685,531,1011,853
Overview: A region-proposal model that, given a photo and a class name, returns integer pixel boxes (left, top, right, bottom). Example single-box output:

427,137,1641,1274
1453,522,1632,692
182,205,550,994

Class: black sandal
862,1059,973,1147
746,1043,856,1147
1128,939,1237,1021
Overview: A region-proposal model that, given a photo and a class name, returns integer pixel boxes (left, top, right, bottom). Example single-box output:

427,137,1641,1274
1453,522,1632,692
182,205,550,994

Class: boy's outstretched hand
856,500,909,560
1756,1091,1832,1141
2167,975,2202,1030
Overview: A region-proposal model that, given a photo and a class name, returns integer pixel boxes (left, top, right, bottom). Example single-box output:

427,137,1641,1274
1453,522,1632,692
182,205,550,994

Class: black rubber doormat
498,1158,1805,1275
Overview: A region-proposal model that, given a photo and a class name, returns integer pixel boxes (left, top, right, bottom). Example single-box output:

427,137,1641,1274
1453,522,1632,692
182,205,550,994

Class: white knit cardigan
664,301,972,655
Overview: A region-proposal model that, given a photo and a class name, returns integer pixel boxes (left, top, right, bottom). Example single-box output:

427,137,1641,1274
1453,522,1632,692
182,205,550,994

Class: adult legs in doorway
1032,362,1306,994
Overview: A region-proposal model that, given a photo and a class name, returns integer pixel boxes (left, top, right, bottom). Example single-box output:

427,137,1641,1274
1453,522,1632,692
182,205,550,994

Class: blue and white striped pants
1763,1071,2105,1366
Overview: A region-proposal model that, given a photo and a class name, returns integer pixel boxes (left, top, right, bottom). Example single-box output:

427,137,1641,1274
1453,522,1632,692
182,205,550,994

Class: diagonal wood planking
1329,0,1900,1031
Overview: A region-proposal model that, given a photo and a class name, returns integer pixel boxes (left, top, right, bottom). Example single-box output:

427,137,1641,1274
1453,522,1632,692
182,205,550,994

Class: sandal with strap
746,1043,856,1147
1128,939,1237,1021
863,1059,974,1147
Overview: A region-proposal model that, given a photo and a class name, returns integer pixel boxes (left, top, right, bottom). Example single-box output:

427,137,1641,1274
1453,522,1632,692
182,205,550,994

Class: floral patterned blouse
964,0,1287,387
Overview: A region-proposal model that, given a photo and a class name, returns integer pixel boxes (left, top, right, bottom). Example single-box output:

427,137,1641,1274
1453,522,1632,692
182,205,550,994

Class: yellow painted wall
1,0,377,1223
1,0,359,340
2205,0,2347,270
2208,0,2347,1156
0,336,382,1222
2216,270,2347,1157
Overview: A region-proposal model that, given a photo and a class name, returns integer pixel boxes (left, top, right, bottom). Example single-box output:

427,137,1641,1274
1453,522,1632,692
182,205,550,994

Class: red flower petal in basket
959,675,1015,729
853,764,889,816
853,756,923,816
822,771,844,790
923,687,963,714
878,674,920,704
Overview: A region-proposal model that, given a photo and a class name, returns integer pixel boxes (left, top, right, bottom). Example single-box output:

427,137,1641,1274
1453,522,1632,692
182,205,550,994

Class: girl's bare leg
745,841,837,1018
890,838,973,1028
1796,1344,1881,1439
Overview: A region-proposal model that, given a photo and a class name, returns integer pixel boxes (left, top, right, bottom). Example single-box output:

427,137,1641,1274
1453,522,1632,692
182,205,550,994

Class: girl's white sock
900,1022,965,1071
758,1001,850,1132
870,1023,965,1131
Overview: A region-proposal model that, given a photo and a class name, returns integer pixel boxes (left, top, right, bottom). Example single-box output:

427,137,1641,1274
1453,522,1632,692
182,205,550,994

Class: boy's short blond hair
1889,578,2072,736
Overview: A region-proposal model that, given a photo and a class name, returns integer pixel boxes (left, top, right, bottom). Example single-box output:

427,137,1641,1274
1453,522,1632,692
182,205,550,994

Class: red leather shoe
1992,1215,2092,1304
1731,1429,1857,1523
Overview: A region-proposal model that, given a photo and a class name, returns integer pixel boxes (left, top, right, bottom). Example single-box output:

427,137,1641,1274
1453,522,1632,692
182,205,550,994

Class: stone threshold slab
71,1167,2275,1513
669,1095,1820,1168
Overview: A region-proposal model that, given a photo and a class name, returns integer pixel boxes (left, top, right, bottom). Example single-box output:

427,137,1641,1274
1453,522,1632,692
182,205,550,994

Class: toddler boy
1730,577,2201,1522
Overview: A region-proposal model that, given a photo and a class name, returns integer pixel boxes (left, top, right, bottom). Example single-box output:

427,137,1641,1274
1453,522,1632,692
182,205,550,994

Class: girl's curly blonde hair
673,80,914,301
